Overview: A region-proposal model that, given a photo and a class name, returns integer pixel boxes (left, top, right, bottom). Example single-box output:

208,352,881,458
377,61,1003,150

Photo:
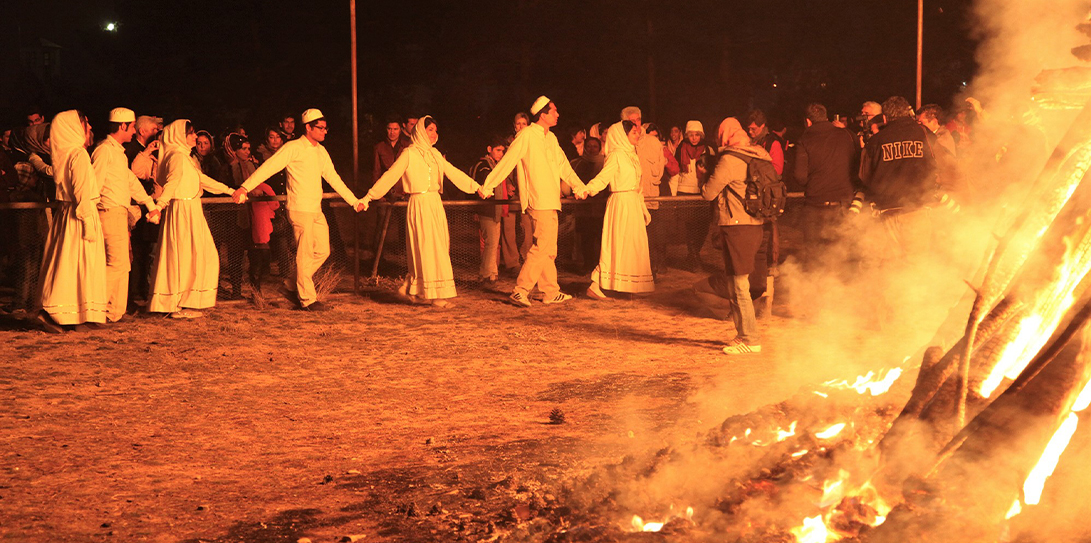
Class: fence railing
0,192,804,311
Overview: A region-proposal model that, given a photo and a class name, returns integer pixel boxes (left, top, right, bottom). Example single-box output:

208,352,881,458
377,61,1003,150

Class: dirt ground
1,240,897,542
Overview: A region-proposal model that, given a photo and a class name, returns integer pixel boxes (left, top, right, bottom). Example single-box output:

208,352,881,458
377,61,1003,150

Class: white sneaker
722,340,760,354
542,292,573,304
508,292,532,308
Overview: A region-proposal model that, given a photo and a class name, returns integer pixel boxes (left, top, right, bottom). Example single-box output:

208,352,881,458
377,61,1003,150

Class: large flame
1023,412,1079,505
1009,376,1091,518
981,180,1091,399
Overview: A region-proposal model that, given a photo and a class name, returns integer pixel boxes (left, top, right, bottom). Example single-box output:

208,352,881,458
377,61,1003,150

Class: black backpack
722,151,787,219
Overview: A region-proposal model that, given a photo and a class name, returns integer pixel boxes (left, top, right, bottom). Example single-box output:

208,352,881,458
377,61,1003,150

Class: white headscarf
410,115,442,183
157,119,196,182
602,122,639,171
49,110,87,177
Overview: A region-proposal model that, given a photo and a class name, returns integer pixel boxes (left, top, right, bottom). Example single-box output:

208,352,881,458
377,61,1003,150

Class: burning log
879,96,1091,474
864,299,1091,542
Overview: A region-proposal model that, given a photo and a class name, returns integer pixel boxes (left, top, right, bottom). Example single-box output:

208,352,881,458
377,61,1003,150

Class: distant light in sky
104,22,118,32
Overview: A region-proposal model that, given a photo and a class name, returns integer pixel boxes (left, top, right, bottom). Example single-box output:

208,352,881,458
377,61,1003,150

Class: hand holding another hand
355,197,370,212
478,187,493,199
231,187,248,204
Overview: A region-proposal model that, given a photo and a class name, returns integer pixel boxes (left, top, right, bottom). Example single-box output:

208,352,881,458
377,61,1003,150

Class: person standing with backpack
701,118,779,355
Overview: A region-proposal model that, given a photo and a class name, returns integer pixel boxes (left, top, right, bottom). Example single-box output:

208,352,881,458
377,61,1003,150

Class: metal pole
647,14,657,120
350,0,361,294
916,0,923,110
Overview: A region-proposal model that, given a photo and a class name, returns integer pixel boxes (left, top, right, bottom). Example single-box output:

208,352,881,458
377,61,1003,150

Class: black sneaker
300,301,332,312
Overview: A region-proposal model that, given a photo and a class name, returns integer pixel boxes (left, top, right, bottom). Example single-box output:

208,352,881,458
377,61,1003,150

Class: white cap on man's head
685,120,704,134
301,108,324,124
109,108,135,123
530,96,551,115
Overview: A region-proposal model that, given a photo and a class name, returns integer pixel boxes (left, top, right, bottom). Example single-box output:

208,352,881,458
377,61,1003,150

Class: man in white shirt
480,96,588,307
91,107,160,322
233,109,366,311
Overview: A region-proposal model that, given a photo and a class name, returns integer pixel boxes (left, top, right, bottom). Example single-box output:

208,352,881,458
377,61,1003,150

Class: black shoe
36,311,63,334
300,301,332,312
279,286,301,307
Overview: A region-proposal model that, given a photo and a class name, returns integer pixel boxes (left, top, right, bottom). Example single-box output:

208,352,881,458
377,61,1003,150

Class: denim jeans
726,273,760,345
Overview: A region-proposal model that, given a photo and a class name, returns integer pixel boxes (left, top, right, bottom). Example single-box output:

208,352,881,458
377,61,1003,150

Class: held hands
147,208,161,224
231,187,248,204
355,197,370,212
573,188,590,200
478,187,494,199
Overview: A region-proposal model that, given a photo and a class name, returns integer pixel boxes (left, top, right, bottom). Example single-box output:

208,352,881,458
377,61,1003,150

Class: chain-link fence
0,194,806,312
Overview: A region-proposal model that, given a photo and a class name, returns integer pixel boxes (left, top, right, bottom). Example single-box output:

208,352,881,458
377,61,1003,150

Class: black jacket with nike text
859,117,938,211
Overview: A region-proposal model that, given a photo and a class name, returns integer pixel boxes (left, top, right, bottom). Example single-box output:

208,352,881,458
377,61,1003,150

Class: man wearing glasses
233,108,366,311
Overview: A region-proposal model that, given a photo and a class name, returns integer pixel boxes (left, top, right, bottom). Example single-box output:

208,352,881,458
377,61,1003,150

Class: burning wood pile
490,16,1091,543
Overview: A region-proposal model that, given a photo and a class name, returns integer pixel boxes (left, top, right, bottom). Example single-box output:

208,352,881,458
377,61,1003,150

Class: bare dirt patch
1,262,859,542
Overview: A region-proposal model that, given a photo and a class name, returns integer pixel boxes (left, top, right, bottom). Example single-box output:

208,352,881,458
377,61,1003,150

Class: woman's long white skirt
148,199,219,313
38,203,108,324
592,191,654,293
404,192,457,300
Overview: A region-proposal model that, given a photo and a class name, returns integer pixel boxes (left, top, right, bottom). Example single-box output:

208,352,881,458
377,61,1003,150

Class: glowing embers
790,515,831,543
790,471,892,542
815,423,846,440
822,368,904,396
628,505,693,533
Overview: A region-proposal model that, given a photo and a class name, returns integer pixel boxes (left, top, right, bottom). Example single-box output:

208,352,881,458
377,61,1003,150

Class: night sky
2,0,975,177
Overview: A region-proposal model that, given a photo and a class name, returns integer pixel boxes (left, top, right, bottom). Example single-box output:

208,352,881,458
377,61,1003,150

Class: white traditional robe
366,116,480,300
584,123,654,293
147,120,234,313
38,111,109,324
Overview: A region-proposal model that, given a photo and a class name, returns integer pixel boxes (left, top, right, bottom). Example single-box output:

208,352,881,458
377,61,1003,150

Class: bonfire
468,12,1091,543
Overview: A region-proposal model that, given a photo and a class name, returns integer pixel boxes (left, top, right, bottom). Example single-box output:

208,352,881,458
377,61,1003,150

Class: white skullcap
685,120,704,134
530,96,551,115
301,108,325,124
108,107,135,123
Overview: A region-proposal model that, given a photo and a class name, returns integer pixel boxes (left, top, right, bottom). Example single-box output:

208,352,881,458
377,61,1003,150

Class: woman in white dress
359,116,481,308
147,120,235,318
583,121,654,299
37,110,108,331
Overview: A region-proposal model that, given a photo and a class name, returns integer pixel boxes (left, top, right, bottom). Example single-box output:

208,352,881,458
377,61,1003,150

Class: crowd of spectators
0,95,979,353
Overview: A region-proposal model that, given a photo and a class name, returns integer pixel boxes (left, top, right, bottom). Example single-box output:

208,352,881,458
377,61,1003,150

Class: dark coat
794,121,858,205
859,117,938,211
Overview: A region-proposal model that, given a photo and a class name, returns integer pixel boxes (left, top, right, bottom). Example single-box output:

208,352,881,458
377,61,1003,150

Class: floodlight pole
916,0,923,110
350,0,361,293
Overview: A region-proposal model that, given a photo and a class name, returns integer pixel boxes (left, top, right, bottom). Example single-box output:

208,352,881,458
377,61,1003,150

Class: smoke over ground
579,1,1091,540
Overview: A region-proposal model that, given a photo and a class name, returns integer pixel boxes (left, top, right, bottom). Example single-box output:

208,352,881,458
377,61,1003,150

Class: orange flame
791,515,833,543
823,368,904,396
982,216,1091,399
629,506,693,533
816,423,846,440
1023,412,1079,505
